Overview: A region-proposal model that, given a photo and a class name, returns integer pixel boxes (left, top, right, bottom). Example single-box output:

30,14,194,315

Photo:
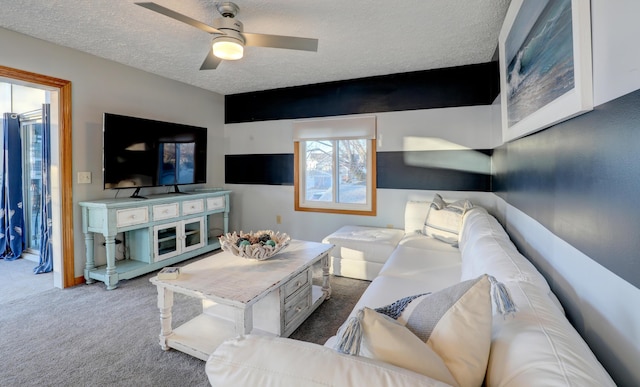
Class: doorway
1,85,46,260
0,65,74,289
1,82,53,292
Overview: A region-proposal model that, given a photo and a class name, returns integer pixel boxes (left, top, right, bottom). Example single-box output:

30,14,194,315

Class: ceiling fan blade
200,48,222,70
135,2,223,35
243,33,318,52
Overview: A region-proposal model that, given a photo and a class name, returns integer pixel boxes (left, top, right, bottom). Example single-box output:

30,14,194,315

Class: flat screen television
103,113,207,196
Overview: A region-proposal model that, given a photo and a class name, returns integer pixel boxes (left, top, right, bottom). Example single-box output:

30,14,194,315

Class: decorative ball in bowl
219,230,291,261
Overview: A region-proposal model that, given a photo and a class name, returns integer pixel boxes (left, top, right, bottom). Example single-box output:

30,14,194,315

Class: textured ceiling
0,0,510,95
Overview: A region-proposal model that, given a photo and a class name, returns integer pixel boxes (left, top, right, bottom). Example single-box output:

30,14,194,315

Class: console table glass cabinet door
80,190,230,289
153,217,206,261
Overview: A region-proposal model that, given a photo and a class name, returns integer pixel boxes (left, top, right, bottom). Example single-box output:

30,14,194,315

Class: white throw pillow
404,200,431,234
336,275,494,387
424,194,472,245
359,307,459,386
394,275,492,387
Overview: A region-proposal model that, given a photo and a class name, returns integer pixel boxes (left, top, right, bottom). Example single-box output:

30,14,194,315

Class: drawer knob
296,306,302,312
296,281,302,287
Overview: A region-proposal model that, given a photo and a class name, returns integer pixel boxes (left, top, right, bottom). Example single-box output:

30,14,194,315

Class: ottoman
322,225,405,280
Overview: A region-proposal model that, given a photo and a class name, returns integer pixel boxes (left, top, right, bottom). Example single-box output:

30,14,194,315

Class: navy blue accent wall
494,89,640,288
225,62,499,124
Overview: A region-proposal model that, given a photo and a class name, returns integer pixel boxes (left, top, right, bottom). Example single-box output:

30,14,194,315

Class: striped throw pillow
424,194,472,245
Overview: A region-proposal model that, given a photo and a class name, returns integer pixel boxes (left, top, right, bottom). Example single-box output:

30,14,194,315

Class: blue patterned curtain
0,113,25,261
34,104,53,274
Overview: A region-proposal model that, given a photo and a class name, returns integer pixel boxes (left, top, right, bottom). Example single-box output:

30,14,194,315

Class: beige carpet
0,257,54,304
0,256,369,386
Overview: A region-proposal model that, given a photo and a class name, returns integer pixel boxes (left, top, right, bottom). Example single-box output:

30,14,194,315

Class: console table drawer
116,207,148,227
183,199,204,215
207,196,225,210
153,203,179,221
284,285,311,328
283,269,310,300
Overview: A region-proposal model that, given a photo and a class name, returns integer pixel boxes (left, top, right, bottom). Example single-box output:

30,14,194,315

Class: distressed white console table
80,190,230,290
149,240,333,361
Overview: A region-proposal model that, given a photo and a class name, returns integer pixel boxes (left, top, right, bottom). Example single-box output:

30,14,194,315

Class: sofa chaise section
322,225,405,280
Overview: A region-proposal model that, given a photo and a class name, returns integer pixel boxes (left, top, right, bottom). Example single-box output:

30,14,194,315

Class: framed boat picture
499,0,593,142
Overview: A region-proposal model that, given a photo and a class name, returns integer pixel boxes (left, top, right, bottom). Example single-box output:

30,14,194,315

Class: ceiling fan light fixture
136,1,318,70
212,36,244,60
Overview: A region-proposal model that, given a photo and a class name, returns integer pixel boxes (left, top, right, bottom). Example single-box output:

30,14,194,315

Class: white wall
224,106,496,242
591,0,640,105
226,105,496,155
227,184,497,242
0,27,225,279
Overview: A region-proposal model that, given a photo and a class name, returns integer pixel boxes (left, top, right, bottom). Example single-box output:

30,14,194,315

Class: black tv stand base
130,188,147,199
172,185,189,194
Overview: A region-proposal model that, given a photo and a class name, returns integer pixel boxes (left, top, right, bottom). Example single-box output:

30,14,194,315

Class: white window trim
293,116,376,141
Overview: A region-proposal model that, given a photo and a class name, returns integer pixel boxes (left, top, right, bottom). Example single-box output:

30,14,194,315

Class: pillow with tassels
355,308,459,386
335,274,516,387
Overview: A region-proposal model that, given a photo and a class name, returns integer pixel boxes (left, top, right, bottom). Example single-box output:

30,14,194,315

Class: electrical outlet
276,215,282,224
77,171,91,184
386,224,394,229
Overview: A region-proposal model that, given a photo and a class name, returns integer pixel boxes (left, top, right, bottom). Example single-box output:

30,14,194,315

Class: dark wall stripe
494,88,640,288
225,150,492,192
225,154,294,185
377,150,492,191
225,62,499,124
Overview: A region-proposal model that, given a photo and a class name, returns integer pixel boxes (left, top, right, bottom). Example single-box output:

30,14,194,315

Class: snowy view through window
303,139,367,204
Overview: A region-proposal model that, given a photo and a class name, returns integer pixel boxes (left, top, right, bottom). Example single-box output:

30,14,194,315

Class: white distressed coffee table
150,239,333,360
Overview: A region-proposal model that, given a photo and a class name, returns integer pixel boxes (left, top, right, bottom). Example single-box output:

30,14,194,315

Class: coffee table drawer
283,269,310,300
284,285,311,329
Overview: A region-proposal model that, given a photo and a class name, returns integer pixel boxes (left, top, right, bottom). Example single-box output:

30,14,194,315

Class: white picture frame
499,0,593,142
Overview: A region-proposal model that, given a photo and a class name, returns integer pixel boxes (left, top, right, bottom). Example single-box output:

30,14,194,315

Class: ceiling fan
135,2,319,70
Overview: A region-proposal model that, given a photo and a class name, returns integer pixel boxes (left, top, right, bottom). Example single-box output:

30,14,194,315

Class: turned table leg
104,234,119,290
157,286,174,351
83,232,95,284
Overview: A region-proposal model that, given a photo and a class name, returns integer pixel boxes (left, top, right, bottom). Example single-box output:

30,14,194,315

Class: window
294,116,376,215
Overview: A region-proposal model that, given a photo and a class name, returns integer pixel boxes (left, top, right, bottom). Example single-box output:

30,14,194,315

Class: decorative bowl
219,230,291,261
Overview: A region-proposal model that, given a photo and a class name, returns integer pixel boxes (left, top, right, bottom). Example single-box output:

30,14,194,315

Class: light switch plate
77,171,91,184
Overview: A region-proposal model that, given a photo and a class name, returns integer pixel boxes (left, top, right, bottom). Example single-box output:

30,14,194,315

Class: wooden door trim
0,65,75,288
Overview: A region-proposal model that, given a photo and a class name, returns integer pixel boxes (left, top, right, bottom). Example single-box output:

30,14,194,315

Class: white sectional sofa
205,197,615,386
